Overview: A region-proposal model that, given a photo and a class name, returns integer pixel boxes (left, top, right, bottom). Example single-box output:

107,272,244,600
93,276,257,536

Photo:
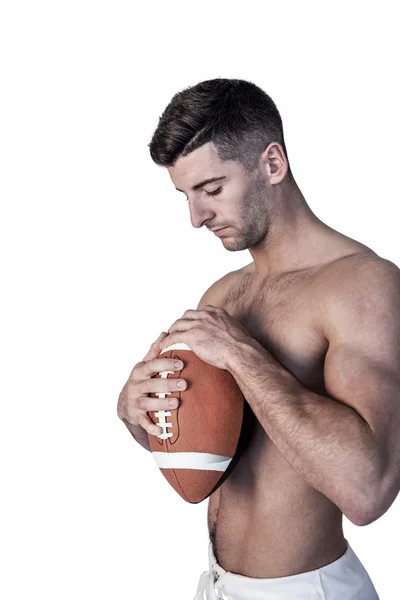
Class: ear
260,142,288,184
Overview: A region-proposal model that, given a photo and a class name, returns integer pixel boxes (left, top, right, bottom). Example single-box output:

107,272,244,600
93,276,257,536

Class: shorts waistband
204,539,379,599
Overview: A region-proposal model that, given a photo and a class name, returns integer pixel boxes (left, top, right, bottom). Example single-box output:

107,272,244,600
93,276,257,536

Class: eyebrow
175,175,226,193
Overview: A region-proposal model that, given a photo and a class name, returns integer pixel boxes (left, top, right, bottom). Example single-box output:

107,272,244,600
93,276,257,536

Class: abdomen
207,425,345,577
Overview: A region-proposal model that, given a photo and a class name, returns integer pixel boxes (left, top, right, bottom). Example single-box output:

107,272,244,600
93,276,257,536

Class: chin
223,240,248,253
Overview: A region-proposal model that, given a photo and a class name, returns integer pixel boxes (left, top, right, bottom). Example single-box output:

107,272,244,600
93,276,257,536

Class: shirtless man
117,79,400,599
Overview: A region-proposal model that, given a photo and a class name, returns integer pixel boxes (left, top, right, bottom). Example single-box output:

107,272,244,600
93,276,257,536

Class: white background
1,1,399,598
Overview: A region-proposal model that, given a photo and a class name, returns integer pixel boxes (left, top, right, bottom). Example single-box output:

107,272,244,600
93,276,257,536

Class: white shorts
193,539,379,599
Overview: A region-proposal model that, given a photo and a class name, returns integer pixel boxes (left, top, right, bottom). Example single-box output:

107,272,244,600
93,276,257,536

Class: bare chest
223,269,329,394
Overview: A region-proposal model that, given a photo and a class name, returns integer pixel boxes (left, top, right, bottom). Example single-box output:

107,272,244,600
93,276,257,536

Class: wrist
226,338,266,378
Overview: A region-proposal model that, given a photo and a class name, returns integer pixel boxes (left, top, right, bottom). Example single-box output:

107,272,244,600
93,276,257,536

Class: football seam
165,452,191,503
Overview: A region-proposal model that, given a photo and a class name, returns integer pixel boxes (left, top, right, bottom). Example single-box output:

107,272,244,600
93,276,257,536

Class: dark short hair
148,77,292,178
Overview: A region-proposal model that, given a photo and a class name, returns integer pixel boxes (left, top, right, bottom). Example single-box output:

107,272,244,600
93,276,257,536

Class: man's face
167,141,271,252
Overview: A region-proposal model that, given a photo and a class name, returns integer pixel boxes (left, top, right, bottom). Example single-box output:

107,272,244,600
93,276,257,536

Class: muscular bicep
324,339,400,435
322,258,400,476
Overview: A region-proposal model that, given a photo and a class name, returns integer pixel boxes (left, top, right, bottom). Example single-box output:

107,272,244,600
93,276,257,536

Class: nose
189,199,216,229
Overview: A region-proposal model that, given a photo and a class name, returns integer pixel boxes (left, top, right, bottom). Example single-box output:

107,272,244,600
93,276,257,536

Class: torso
207,245,377,577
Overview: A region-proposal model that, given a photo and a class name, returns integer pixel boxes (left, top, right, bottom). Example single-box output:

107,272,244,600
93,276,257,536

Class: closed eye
183,187,222,201
205,187,222,197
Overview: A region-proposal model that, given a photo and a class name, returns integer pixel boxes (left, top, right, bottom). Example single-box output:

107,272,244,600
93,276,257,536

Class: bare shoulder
196,267,246,310
320,250,399,292
317,250,400,333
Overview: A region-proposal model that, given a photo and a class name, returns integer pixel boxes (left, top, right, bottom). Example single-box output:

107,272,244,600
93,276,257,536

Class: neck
248,180,344,277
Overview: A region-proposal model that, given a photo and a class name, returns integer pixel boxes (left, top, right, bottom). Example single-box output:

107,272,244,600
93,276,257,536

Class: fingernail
177,380,186,389
174,361,183,369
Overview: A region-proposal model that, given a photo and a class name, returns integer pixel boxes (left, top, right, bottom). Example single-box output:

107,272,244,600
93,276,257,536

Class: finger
141,357,184,378
160,329,192,350
137,413,164,437
139,376,187,395
127,333,168,380
142,332,169,362
137,395,179,412
168,318,198,334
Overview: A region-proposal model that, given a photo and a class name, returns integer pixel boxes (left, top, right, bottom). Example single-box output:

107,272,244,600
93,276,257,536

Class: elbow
348,508,380,527
346,499,382,527
348,477,399,527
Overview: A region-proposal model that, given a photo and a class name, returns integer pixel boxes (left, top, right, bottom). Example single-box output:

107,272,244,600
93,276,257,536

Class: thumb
142,331,169,363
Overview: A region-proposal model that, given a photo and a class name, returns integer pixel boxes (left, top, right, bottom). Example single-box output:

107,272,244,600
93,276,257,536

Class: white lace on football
154,369,175,439
154,409,173,439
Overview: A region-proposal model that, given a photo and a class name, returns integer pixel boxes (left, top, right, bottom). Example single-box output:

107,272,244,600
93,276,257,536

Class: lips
213,227,227,236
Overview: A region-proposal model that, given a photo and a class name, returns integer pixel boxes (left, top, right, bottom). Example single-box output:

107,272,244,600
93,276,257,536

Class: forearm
123,419,151,452
227,342,382,523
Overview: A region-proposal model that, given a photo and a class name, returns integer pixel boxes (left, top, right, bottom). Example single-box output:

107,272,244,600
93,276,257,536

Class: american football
147,342,254,503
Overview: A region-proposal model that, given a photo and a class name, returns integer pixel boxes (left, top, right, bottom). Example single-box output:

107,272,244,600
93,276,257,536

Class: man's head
148,78,296,252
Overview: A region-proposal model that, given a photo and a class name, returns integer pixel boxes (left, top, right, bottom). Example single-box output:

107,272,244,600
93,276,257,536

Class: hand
159,305,257,371
117,332,187,438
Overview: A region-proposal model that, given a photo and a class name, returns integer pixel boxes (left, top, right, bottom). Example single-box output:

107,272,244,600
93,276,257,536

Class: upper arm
322,256,400,508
